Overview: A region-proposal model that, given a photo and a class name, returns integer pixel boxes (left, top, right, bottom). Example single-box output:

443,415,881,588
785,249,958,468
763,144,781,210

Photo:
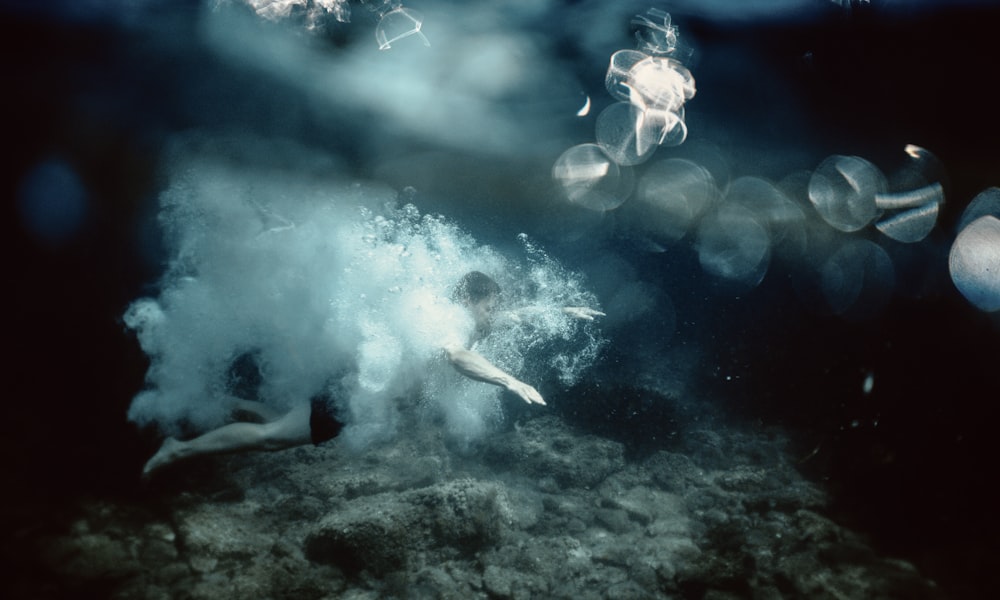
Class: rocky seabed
24,412,940,599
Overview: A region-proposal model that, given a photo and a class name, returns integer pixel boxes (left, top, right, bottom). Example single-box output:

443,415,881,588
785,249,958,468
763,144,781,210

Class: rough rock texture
305,478,510,575
13,399,945,599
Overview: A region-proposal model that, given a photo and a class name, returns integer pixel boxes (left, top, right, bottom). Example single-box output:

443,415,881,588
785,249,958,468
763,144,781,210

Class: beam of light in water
808,155,886,232
201,4,569,157
949,215,1000,312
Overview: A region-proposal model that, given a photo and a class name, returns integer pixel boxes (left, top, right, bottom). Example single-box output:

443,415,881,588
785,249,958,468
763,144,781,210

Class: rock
305,478,510,575
174,502,277,574
644,450,705,491
481,416,626,488
482,564,514,598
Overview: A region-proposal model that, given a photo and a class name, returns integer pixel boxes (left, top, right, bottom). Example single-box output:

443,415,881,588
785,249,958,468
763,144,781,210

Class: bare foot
142,437,183,480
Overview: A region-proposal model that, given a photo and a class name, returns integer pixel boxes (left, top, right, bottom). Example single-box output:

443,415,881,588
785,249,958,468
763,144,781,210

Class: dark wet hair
452,271,501,304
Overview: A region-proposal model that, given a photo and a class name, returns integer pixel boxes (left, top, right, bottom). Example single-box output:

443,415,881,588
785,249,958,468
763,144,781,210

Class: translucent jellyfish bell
874,188,941,243
633,158,716,241
375,7,429,50
552,143,626,212
595,101,657,166
631,8,678,55
628,56,695,112
726,176,806,254
631,8,692,62
808,155,886,232
874,183,944,210
949,215,1000,312
606,50,648,102
957,187,1000,232
819,240,894,320
696,204,771,287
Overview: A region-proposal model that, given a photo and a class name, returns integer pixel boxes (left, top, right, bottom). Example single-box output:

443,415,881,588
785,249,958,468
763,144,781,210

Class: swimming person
140,270,603,478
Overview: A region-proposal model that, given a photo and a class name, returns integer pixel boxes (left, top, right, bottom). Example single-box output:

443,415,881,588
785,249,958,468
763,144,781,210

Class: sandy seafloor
5,1,1000,598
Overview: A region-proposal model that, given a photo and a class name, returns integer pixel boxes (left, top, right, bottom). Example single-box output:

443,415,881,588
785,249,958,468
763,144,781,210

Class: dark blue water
6,1,1000,597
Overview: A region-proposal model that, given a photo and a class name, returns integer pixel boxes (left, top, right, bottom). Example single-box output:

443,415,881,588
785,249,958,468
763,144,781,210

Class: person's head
453,271,501,336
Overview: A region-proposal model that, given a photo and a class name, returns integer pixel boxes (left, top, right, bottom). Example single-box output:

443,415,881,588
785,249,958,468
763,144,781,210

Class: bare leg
142,403,313,479
228,398,284,423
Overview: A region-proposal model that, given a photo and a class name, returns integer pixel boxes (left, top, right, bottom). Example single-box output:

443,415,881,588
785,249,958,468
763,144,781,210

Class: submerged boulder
305,478,511,575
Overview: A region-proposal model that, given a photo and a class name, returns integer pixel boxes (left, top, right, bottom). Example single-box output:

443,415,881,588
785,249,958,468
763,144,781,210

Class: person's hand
506,379,546,405
562,306,606,321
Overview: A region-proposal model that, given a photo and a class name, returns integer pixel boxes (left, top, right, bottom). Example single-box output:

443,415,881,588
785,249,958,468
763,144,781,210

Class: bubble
957,187,1000,233
696,204,771,286
820,240,894,319
874,197,940,243
375,7,429,50
552,143,627,211
632,158,717,241
949,215,1000,312
605,49,648,103
595,101,657,166
808,155,886,232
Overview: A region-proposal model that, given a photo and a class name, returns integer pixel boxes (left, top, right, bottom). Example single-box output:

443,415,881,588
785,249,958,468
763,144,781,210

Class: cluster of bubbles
231,0,428,49
553,8,696,212
630,144,1000,317
123,137,604,447
234,0,351,29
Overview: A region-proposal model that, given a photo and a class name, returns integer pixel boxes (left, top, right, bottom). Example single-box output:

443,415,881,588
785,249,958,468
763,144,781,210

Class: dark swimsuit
309,395,344,445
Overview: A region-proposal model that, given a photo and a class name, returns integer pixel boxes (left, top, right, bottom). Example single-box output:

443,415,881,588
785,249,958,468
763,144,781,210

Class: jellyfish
552,143,628,211
375,6,429,50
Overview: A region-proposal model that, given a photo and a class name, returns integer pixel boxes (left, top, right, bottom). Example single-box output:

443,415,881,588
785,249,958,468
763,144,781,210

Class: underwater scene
6,1,1000,598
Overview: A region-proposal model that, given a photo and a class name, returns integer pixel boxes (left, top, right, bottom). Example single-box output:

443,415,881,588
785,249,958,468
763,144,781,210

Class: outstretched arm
443,344,545,405
504,306,606,323
562,306,606,321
